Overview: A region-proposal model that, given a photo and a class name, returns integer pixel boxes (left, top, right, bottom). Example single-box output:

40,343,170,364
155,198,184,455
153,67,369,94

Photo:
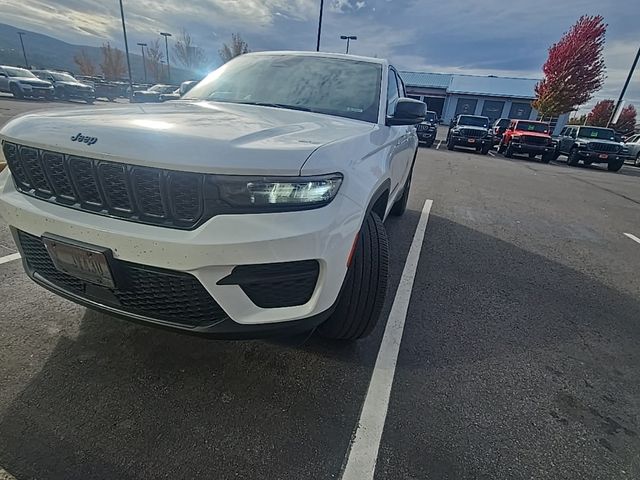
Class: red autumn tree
586,99,614,126
533,15,607,117
614,104,637,135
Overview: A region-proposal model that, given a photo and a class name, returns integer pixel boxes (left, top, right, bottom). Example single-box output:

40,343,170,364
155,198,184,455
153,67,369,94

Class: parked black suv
416,110,438,147
555,125,628,172
32,70,95,103
446,115,493,154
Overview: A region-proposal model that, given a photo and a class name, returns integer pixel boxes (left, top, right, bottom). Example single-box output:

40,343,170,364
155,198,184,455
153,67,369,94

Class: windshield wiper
234,101,312,112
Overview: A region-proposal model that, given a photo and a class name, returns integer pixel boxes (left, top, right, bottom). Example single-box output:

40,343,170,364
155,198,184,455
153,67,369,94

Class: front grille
522,135,550,146
590,142,620,153
417,124,429,131
218,260,319,308
2,142,205,229
459,128,486,138
17,231,228,327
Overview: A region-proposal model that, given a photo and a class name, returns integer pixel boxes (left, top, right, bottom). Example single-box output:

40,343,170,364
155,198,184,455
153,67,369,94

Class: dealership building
399,71,569,134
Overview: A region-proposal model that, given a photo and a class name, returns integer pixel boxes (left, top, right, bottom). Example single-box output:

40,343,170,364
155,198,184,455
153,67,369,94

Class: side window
570,128,577,139
386,70,400,117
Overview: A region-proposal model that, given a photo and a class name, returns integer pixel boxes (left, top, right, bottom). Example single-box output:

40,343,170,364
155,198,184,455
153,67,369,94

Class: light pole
316,0,324,51
340,35,357,54
608,44,640,127
17,32,28,67
118,0,134,93
137,42,148,83
160,32,172,83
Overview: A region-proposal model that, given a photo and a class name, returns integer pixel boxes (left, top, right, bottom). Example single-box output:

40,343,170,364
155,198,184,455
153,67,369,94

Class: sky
2,0,639,114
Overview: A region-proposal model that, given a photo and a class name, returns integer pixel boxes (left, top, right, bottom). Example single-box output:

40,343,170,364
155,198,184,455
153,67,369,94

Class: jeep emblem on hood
70,133,98,145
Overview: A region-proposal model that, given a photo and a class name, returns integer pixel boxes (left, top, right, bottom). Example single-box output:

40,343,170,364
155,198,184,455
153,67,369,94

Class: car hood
456,125,489,131
577,137,619,144
0,101,375,175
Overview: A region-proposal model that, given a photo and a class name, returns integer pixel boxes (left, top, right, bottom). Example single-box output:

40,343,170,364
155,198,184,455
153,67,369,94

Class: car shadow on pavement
1,211,639,479
379,213,640,479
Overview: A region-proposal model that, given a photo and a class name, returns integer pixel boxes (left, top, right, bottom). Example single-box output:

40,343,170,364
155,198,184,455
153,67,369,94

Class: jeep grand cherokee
0,52,426,340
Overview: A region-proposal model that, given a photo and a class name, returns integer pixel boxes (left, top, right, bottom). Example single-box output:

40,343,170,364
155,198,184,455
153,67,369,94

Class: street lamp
340,35,357,54
118,0,134,93
159,32,172,82
17,32,28,67
137,42,148,83
316,0,324,52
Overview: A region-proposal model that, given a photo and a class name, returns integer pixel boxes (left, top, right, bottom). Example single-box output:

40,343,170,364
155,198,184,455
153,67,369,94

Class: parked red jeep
498,120,555,163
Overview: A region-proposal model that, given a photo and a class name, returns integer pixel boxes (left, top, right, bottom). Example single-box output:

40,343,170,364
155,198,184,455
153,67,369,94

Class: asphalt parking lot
1,97,639,480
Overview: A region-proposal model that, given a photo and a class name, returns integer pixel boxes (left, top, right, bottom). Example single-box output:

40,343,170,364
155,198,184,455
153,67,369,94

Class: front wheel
447,137,455,151
608,160,624,172
318,212,389,340
567,149,580,166
635,153,640,167
541,152,554,164
505,142,514,158
10,84,23,100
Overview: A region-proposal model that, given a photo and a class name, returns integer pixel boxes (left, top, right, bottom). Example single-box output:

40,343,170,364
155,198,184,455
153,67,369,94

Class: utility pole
17,32,28,67
137,42,148,83
160,32,172,82
608,44,640,127
118,0,134,93
316,0,324,51
340,35,357,54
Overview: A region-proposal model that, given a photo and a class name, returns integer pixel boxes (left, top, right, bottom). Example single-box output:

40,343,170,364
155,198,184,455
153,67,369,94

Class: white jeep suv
0,52,424,339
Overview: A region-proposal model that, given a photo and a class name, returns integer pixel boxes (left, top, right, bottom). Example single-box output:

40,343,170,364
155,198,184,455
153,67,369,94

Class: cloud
2,0,638,111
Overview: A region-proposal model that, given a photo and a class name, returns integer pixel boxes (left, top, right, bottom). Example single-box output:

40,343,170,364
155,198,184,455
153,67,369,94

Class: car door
385,67,410,198
560,127,574,153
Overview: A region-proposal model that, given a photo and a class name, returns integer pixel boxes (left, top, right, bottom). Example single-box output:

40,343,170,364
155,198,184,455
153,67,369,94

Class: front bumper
575,150,626,163
0,168,361,334
65,90,96,101
510,143,554,155
451,136,492,148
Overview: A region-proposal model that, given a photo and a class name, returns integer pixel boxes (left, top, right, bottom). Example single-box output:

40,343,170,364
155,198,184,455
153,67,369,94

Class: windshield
515,121,549,133
458,116,489,128
578,127,616,140
50,72,76,82
496,118,510,127
4,67,36,78
578,127,616,141
425,112,436,122
148,85,173,92
185,54,382,123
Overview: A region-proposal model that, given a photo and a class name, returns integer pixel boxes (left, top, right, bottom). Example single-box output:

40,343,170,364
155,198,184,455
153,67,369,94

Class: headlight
215,173,343,210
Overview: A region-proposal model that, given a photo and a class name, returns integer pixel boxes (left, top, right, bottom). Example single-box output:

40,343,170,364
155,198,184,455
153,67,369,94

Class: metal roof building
398,71,569,133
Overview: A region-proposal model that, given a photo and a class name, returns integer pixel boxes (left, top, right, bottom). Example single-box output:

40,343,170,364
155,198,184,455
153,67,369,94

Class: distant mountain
0,23,194,84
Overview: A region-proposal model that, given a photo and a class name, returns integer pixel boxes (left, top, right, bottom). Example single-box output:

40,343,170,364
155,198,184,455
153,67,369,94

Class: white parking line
0,252,21,265
623,233,640,245
488,150,496,157
341,199,433,480
436,140,442,150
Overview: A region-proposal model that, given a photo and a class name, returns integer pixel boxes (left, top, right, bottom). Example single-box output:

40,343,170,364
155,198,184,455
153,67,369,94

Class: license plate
467,138,476,143
43,237,115,288
599,154,608,159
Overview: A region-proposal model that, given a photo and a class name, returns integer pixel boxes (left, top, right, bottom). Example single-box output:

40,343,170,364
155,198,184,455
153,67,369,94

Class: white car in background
0,65,54,100
0,52,425,340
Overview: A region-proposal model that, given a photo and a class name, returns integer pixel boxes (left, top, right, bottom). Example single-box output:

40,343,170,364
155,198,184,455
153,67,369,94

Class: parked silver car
0,65,54,100
623,133,640,166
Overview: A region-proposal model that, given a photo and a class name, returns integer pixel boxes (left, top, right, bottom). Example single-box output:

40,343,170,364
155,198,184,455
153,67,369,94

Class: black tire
608,160,624,172
318,212,389,340
505,142,514,158
390,166,412,217
567,148,580,166
541,152,554,164
552,148,560,161
86,99,94,104
447,137,455,151
56,88,66,100
635,153,640,167
528,153,536,159
480,146,490,155
10,84,23,100
497,141,505,154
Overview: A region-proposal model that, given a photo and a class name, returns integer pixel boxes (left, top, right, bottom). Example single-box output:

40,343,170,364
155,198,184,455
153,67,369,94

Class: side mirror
387,98,427,126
